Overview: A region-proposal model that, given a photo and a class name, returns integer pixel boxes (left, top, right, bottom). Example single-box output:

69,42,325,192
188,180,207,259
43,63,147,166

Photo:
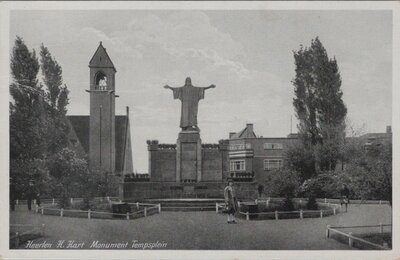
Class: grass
10,204,392,250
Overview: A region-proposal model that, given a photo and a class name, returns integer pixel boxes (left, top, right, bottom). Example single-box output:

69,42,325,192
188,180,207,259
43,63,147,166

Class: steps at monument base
141,198,225,212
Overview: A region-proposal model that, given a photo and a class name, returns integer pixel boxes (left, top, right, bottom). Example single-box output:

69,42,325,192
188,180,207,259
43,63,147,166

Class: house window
264,159,283,170
229,144,245,150
264,143,283,149
230,160,246,171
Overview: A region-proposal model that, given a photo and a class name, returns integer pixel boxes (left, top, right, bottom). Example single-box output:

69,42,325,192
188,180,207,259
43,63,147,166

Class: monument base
120,181,257,201
176,131,202,183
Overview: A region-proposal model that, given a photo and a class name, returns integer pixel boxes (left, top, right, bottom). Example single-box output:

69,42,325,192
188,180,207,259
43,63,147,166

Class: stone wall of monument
120,181,258,201
201,141,230,182
146,140,230,183
147,141,176,182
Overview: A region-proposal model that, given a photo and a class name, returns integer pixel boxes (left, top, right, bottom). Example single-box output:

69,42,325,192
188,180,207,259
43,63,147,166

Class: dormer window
95,72,108,90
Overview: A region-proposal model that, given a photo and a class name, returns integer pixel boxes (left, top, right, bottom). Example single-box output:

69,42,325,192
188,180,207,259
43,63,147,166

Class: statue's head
185,77,192,86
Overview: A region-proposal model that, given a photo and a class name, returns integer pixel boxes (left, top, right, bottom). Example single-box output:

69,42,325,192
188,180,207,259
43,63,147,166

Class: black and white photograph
1,1,399,259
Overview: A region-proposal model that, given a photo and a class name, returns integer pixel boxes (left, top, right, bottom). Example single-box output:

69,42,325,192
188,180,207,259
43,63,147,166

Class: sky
10,10,392,172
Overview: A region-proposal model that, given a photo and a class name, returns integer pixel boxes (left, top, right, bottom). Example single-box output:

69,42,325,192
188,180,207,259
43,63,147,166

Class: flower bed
217,197,342,221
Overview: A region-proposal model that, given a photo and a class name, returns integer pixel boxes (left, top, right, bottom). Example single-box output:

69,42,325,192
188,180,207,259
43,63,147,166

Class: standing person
340,184,350,212
27,193,32,211
224,178,238,224
36,192,41,207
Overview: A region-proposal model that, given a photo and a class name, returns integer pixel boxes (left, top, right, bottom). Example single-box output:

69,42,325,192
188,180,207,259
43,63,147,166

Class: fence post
144,207,147,217
35,204,39,213
60,208,64,217
52,198,55,205
238,201,241,208
246,212,249,221
326,225,331,238
33,199,36,205
379,200,382,205
266,199,270,207
107,196,110,201
320,209,323,218
333,207,336,215
126,212,130,220
16,199,19,205
380,223,383,233
275,211,278,220
324,198,327,203
136,202,139,209
300,210,303,219
70,198,73,205
299,199,302,206
41,224,45,236
255,199,258,204
158,204,161,213
216,203,218,213
88,209,91,219
348,232,353,247
15,232,19,248
41,207,44,215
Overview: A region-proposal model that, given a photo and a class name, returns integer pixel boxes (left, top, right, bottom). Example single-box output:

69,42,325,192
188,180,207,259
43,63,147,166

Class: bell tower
87,42,116,175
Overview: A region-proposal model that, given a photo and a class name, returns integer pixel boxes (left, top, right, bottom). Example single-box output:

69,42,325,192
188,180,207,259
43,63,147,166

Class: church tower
87,42,116,175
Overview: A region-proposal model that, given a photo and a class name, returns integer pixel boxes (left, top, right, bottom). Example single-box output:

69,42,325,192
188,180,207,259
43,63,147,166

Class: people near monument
224,178,238,224
36,192,41,207
340,184,350,212
27,194,32,211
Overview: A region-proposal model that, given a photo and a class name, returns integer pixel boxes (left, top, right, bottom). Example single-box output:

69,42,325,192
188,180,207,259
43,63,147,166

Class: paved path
10,204,391,250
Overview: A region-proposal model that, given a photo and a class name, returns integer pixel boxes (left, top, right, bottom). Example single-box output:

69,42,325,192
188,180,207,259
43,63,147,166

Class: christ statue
164,77,216,131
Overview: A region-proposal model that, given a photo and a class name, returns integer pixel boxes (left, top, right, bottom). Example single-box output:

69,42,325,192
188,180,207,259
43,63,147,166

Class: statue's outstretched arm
164,85,174,90
203,84,216,90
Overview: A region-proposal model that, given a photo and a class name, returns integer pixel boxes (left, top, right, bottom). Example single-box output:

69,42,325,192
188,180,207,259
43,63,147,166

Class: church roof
88,42,117,72
67,115,129,173
230,124,257,139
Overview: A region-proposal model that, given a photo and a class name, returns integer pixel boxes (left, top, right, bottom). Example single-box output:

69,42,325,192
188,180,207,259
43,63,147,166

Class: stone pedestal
176,131,202,183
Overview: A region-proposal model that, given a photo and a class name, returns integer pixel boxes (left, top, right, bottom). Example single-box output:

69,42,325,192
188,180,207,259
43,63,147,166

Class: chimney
229,132,236,139
246,123,253,132
386,125,392,134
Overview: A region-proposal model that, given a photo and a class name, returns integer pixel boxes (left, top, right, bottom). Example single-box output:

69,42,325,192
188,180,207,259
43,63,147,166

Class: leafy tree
10,36,46,160
285,143,316,181
343,141,392,205
40,44,70,155
263,169,300,197
47,148,90,207
292,37,347,172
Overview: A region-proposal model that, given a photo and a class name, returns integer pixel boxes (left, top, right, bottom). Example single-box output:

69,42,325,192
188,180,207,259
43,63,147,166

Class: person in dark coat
340,184,350,212
224,178,238,224
36,193,41,207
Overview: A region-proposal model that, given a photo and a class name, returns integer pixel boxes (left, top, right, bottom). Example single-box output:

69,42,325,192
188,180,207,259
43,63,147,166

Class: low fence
35,202,161,221
216,197,341,221
10,224,45,248
326,224,392,250
13,196,120,206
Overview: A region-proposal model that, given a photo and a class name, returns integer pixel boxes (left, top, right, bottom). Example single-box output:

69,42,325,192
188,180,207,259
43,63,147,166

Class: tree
40,44,70,155
292,37,347,172
285,143,316,181
343,141,392,205
10,36,46,160
263,169,300,197
10,37,75,204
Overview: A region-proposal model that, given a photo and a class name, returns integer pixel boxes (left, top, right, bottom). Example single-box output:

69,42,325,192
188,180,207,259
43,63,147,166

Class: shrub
306,195,318,210
263,168,301,197
282,196,295,211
